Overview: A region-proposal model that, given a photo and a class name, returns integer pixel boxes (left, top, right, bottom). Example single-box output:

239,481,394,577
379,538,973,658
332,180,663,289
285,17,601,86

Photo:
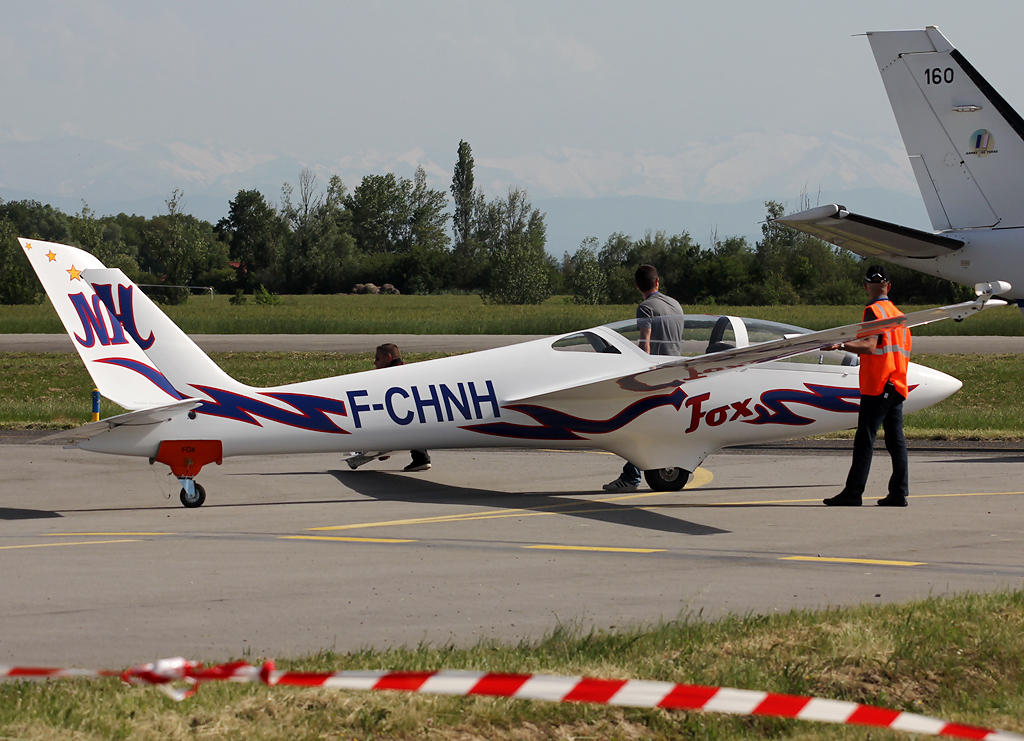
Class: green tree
142,190,213,304
408,166,450,253
566,237,607,304
0,199,73,305
749,202,798,305
451,181,489,291
345,173,410,254
68,203,139,275
481,187,551,304
704,235,754,304
755,200,862,305
280,170,358,293
652,232,704,303
0,218,39,304
342,168,453,294
597,232,642,304
0,200,72,243
451,140,475,254
402,167,453,293
218,189,286,291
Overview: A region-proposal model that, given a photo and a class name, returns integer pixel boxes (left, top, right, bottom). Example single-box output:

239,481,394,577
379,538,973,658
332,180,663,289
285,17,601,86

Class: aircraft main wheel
180,482,206,508
644,467,690,491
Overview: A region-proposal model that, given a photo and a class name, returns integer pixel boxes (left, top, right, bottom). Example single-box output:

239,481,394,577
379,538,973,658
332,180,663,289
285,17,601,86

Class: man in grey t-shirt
637,284,684,356
603,264,685,491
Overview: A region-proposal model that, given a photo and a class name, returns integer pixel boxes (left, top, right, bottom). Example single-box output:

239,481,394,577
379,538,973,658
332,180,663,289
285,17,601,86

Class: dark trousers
411,450,431,464
842,384,908,499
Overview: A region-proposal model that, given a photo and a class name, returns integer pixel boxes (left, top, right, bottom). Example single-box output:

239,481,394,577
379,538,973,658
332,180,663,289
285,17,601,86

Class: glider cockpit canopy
552,314,855,366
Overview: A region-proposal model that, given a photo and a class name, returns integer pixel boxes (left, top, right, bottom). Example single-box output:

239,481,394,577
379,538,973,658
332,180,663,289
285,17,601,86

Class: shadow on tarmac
928,455,1024,464
0,508,63,520
329,469,729,536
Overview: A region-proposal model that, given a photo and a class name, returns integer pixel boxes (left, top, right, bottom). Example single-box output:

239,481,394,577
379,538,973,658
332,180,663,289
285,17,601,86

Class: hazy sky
3,0,1024,230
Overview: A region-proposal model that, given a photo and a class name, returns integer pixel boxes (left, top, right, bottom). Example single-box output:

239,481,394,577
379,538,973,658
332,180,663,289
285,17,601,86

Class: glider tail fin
868,26,1024,230
18,238,190,410
79,266,249,397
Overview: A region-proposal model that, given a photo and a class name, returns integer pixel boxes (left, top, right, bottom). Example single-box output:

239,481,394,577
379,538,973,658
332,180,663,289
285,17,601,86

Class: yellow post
91,389,100,422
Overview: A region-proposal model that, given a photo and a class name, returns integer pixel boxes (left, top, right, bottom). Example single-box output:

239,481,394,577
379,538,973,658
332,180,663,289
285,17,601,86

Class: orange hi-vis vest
859,297,911,398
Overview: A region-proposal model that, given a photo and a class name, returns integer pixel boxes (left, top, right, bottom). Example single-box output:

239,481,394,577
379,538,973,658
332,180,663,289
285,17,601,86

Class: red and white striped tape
2,658,1020,740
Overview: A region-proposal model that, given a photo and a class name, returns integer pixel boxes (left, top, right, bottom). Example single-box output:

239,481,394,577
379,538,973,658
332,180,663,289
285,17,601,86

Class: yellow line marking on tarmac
916,491,1024,499
700,497,826,506
0,540,141,551
673,490,1024,507
536,448,622,454
525,545,665,553
283,536,416,544
45,532,173,536
537,449,618,455
310,509,558,531
781,556,926,566
310,466,714,532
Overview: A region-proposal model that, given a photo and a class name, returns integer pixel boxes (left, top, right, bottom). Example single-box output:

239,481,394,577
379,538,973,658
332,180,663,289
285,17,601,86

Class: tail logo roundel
967,129,997,157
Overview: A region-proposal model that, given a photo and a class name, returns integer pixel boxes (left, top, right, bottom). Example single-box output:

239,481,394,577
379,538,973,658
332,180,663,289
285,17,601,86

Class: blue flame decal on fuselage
463,387,686,440
746,384,860,426
191,386,350,434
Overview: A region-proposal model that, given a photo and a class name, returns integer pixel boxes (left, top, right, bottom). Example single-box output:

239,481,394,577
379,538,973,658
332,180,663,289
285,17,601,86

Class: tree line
0,141,970,307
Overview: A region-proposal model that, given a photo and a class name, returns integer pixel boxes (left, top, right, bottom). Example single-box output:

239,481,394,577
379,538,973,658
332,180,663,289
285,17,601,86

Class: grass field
1,351,1022,438
3,590,1024,740
2,294,1022,335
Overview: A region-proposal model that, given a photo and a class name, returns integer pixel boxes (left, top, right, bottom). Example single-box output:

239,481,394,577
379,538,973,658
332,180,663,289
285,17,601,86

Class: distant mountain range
536,189,930,254
0,129,933,253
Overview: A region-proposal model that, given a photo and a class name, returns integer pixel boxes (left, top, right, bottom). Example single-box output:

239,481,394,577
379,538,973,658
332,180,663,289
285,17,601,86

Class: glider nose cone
905,363,962,412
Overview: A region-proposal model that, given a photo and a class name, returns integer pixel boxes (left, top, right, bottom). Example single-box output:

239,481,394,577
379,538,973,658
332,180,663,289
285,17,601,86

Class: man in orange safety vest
824,265,912,507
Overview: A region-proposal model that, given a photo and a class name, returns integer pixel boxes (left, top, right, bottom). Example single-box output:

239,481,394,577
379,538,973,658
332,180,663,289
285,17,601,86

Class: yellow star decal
46,250,57,262
67,265,82,281
23,242,31,250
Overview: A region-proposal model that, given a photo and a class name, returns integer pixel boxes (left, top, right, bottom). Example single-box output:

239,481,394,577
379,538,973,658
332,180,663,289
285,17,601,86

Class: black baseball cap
864,265,890,284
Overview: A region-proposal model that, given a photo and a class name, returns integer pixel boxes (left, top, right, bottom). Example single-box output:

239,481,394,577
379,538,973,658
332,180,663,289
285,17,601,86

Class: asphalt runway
3,443,1023,667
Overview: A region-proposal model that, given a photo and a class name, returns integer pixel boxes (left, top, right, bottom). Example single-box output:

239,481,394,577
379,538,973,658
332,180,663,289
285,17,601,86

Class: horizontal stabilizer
775,204,964,259
513,292,1005,404
38,398,202,444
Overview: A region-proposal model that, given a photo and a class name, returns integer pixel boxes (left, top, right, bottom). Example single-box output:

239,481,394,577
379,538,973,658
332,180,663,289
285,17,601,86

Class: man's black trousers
841,384,909,499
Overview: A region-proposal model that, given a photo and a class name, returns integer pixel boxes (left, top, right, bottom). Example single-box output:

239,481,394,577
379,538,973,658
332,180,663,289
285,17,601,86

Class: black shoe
404,460,431,472
877,495,908,507
823,494,862,507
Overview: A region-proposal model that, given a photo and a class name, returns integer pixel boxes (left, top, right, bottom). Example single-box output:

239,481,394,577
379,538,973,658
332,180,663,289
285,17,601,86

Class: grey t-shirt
637,292,684,356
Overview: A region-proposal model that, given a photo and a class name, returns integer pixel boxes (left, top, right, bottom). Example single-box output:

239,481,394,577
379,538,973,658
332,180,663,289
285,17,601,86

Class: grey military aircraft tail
778,27,1024,312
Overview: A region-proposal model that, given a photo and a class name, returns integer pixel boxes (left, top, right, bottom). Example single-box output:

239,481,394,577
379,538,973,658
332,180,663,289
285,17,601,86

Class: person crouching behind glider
373,343,432,472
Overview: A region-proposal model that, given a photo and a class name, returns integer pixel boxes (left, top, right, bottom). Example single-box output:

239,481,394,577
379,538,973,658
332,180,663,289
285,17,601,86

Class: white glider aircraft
21,238,1006,508
778,27,1024,314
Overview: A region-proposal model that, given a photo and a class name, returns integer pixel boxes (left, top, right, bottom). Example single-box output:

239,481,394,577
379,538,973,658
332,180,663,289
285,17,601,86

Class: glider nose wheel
179,482,206,508
644,468,690,491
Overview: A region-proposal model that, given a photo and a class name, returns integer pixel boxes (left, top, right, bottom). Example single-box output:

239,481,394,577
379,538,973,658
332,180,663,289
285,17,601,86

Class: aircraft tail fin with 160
868,26,1024,231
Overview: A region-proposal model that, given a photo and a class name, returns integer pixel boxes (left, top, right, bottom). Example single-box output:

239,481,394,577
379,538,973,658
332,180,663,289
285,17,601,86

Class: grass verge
3,590,1024,740
2,294,1022,335
0,351,452,429
2,351,1022,439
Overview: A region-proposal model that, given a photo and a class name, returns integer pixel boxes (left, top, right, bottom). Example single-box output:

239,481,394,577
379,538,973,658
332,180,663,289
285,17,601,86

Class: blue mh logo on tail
69,284,154,349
